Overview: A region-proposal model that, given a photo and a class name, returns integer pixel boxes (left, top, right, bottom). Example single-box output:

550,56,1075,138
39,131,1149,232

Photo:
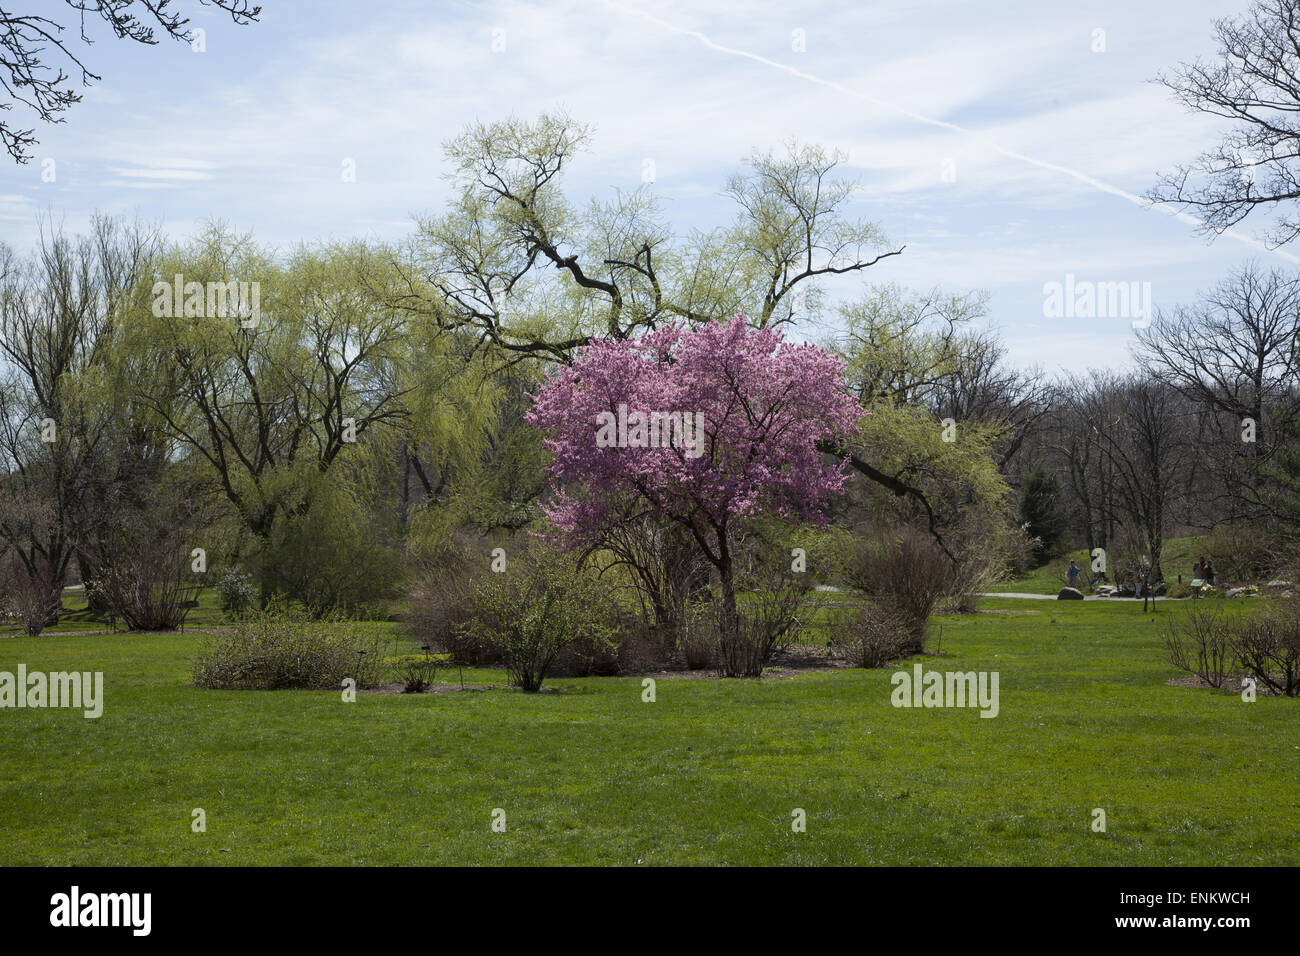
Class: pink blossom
526,315,863,547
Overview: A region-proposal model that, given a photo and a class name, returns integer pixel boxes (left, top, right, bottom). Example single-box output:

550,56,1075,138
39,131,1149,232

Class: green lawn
0,597,1296,865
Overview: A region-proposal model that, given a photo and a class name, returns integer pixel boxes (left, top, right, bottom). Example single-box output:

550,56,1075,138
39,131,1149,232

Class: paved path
980,592,1191,601
981,591,1101,600
1,626,229,638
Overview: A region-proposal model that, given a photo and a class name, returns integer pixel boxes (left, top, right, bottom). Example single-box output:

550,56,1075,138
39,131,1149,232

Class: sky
0,0,1286,373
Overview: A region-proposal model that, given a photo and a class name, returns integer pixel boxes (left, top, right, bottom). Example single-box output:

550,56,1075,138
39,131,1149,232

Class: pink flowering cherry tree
526,315,863,642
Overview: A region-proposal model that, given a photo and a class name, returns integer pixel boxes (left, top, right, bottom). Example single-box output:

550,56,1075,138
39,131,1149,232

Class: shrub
458,548,617,692
715,572,810,678
1162,605,1233,688
192,608,390,690
830,602,911,668
1202,522,1282,585
252,480,403,617
555,625,625,676
613,621,672,674
838,526,952,655
384,653,448,693
944,559,1002,614
1165,581,1192,600
402,535,488,664
216,568,257,615
678,601,716,670
78,481,211,631
86,551,195,632
0,556,60,636
1226,600,1300,697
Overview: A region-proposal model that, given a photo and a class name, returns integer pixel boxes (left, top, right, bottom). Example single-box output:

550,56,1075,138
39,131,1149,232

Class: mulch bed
361,681,558,695
635,644,852,680
1165,674,1285,695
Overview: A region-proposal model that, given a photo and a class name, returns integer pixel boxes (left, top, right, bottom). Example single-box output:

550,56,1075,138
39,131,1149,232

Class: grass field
1,595,1295,866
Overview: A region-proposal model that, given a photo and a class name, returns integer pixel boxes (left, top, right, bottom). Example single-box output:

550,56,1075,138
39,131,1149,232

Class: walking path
980,592,1191,601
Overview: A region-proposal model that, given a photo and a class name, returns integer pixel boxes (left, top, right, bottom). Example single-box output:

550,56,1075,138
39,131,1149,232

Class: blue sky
0,0,1286,372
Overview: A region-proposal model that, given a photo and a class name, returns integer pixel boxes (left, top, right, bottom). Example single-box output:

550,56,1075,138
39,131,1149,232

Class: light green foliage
250,459,403,617
849,403,1013,534
838,283,991,406
459,548,618,692
402,113,898,362
191,607,391,690
117,225,501,611
831,282,1022,572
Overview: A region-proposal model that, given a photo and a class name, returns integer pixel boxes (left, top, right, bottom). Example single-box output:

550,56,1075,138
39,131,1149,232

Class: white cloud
0,0,1277,372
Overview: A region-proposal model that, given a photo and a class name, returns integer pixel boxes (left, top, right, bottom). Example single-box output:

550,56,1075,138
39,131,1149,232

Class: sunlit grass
1,597,1295,865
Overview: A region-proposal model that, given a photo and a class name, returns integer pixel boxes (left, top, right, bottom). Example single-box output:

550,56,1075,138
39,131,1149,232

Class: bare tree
1043,376,1119,557
1135,263,1300,520
1148,0,1300,245
933,334,1052,471
0,214,160,622
1092,375,1194,584
0,1,261,163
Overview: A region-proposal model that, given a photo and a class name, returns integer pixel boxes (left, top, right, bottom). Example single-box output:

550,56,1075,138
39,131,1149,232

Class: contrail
594,0,1300,265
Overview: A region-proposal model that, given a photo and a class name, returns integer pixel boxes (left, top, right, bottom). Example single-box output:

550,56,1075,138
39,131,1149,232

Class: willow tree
121,225,493,603
393,113,902,362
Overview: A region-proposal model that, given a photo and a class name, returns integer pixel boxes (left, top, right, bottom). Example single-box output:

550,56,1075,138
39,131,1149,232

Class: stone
1057,587,1085,600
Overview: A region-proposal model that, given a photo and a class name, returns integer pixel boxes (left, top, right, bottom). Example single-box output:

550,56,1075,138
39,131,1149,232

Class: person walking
1067,558,1081,590
1204,560,1216,586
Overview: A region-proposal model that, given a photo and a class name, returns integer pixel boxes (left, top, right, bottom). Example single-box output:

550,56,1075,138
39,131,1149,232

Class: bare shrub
829,602,911,668
402,535,488,664
85,546,193,631
1162,604,1233,688
944,559,1002,614
615,621,672,674
678,601,716,670
0,554,61,635
1108,524,1158,594
839,526,953,654
1226,600,1300,697
81,484,209,631
715,571,810,678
